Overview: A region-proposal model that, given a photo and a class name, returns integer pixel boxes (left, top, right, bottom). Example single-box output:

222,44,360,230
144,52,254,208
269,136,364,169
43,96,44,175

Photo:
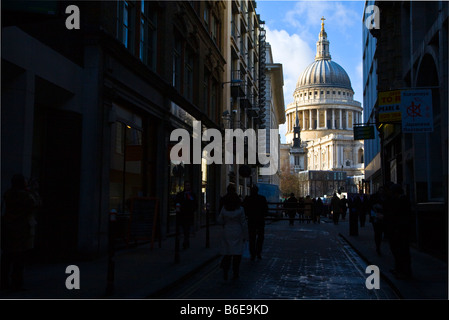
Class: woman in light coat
217,185,247,280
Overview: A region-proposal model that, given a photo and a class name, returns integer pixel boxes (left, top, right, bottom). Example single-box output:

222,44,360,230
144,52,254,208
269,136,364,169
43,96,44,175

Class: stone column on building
332,108,335,129
341,145,344,167
303,110,306,130
309,109,312,130
324,108,328,129
316,109,320,129
339,109,342,129
346,110,349,129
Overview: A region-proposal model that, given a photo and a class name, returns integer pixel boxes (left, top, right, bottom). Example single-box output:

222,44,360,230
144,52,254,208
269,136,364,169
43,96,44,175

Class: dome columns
285,107,362,134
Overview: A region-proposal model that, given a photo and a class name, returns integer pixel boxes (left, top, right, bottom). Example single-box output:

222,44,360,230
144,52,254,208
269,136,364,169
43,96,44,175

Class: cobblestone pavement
159,220,399,299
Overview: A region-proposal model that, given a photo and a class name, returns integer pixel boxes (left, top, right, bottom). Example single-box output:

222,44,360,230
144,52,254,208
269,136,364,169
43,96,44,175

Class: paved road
156,219,399,300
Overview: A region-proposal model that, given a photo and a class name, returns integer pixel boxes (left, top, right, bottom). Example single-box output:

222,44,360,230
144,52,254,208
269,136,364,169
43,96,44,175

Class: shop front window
110,121,143,214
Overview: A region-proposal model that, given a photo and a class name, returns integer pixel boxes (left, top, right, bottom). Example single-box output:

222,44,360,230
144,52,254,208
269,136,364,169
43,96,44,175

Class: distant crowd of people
282,193,325,225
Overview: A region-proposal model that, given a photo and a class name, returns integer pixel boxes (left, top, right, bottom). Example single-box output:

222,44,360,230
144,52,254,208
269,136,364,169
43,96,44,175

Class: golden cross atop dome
321,16,325,30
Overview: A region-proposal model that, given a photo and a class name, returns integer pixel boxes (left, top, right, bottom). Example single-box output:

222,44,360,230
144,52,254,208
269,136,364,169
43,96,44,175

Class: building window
358,148,364,163
117,0,135,52
204,5,209,27
139,1,158,70
211,14,220,46
173,33,182,91
210,79,218,123
110,120,144,214
203,69,210,112
184,46,194,101
294,156,300,166
327,91,330,94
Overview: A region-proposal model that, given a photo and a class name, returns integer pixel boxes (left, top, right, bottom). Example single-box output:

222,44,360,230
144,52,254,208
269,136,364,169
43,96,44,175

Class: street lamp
221,79,243,88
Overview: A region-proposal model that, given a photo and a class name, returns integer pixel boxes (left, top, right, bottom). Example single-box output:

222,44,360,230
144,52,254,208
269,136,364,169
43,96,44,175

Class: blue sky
255,0,366,142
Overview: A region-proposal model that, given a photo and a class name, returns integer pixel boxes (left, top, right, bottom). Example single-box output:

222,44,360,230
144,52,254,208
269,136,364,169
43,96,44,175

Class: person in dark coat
303,195,313,223
175,181,197,250
296,197,305,223
383,183,413,279
1,174,40,291
349,194,361,236
243,186,268,261
314,197,323,224
369,187,386,256
330,193,341,225
359,194,369,227
283,193,298,226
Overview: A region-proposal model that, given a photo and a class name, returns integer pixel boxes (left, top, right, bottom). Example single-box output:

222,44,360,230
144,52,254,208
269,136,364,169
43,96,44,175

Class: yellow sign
378,90,401,122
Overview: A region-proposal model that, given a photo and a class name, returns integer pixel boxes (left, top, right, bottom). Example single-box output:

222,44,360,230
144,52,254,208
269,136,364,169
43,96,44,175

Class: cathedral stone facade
282,18,364,196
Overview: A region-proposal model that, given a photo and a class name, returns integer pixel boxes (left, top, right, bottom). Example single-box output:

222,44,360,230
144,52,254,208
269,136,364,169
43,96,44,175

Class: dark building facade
365,1,448,259
1,1,229,259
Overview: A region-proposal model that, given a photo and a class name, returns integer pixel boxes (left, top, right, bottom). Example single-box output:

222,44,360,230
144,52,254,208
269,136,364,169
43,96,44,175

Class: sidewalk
322,217,448,300
0,224,223,299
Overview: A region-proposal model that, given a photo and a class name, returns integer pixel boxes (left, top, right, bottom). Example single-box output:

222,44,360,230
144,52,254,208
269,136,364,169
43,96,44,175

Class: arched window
358,148,364,163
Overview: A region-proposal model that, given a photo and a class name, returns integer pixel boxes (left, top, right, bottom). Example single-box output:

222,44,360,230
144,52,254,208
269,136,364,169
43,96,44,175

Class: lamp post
221,79,243,88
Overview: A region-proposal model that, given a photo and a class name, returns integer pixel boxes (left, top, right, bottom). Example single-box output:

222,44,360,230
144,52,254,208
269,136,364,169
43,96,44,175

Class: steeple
315,16,331,61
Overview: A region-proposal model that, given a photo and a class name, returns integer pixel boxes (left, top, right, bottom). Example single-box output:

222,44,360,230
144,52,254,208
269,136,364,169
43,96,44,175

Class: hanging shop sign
378,90,402,122
353,125,375,140
400,89,433,133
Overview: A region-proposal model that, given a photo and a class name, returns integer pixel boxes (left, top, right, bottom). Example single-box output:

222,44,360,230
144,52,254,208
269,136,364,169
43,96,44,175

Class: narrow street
155,219,399,299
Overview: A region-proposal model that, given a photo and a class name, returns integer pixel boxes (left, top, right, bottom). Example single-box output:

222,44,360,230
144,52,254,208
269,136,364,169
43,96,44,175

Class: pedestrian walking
314,197,323,224
369,187,386,256
297,197,305,223
1,174,40,292
175,181,197,250
304,195,313,223
284,193,298,226
349,194,361,236
330,193,341,225
383,183,413,279
359,194,369,227
311,197,317,223
243,185,268,261
217,185,247,280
